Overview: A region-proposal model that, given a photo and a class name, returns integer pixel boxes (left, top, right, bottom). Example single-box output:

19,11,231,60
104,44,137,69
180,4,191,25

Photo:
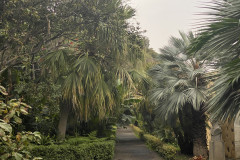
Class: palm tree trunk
177,104,193,155
173,126,193,155
57,100,71,140
192,108,208,157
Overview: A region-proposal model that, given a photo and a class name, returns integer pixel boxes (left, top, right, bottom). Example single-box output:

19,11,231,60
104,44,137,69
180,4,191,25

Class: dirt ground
114,126,163,160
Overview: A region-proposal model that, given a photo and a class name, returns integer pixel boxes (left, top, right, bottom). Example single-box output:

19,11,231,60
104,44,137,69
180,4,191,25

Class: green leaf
124,98,142,105
20,102,31,108
33,131,41,139
12,152,23,160
0,86,8,96
20,108,28,115
1,153,10,160
0,121,12,133
13,115,22,124
33,157,43,160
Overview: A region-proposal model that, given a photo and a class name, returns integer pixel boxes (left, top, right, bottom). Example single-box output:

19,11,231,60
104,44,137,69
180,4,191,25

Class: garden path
114,126,163,160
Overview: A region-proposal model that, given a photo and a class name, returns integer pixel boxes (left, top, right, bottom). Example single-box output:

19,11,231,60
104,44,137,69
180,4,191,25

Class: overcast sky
128,0,212,53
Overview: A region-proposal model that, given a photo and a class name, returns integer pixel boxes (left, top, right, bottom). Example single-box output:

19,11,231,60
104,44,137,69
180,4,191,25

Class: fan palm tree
189,0,240,122
149,31,208,157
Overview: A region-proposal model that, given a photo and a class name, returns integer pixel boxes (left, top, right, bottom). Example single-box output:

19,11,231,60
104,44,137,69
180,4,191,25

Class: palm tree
42,0,148,139
189,0,240,122
149,31,208,157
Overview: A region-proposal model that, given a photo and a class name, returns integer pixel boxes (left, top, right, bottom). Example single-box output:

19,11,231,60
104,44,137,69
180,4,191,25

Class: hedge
66,137,108,146
131,124,179,160
29,140,115,160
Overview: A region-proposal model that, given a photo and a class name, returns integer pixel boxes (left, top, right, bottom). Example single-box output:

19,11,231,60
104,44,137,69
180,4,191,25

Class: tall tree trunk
192,108,208,157
173,126,193,155
177,104,193,155
57,100,71,140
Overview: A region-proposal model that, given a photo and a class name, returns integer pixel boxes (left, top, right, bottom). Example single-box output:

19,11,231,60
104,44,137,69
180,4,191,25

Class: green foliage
187,0,240,122
152,126,177,144
36,134,54,146
142,134,163,151
15,81,60,135
66,124,117,146
1,0,151,140
131,124,144,137
0,86,42,160
29,140,115,160
149,31,207,123
66,137,107,145
158,144,180,160
99,128,117,140
131,125,179,160
88,130,97,140
148,31,209,156
67,137,94,145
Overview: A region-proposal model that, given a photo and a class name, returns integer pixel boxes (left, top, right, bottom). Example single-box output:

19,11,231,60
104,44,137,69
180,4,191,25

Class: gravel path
114,126,164,160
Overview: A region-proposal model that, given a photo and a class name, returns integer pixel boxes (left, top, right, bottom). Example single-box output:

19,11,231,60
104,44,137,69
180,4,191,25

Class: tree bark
177,104,193,155
173,126,193,155
192,108,208,158
57,100,71,140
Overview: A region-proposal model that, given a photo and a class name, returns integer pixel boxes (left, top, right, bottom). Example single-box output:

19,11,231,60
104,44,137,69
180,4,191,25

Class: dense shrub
66,137,107,146
143,134,163,151
131,125,144,137
29,125,117,160
157,144,180,160
0,86,42,160
102,126,117,140
29,140,115,160
131,125,179,160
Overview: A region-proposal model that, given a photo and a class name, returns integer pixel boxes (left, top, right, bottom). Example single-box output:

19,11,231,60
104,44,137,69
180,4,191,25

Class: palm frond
207,58,240,121
190,0,240,58
41,49,70,78
155,91,188,121
186,87,207,111
188,68,205,80
149,31,208,123
149,87,172,105
115,66,135,90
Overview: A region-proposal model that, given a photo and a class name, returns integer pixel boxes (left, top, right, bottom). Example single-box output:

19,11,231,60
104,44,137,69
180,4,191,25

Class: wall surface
221,121,235,158
234,117,240,159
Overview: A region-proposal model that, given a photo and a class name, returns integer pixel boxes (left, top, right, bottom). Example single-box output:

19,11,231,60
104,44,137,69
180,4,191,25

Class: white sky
128,0,212,53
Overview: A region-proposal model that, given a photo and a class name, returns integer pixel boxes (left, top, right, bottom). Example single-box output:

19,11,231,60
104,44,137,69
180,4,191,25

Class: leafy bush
29,140,115,160
66,137,91,145
152,126,177,144
88,130,97,140
41,125,117,159
15,81,60,136
36,134,54,145
66,124,117,146
103,125,117,140
0,86,42,160
131,125,179,160
131,124,144,137
143,134,163,151
66,137,107,146
157,144,180,160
